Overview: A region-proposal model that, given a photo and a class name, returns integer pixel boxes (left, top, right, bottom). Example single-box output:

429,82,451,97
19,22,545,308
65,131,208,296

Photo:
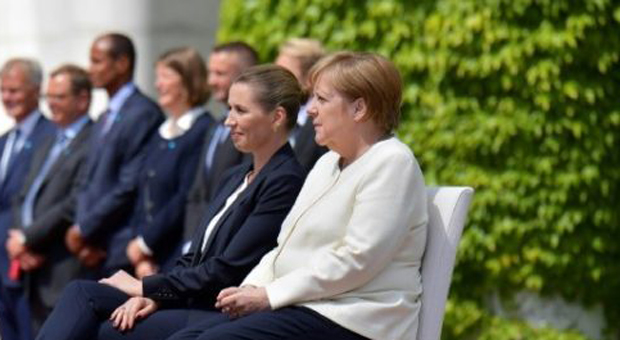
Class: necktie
0,129,21,183
99,109,113,139
21,133,69,227
204,124,230,175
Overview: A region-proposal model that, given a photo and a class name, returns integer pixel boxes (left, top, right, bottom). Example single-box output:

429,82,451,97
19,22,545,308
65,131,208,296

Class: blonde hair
279,38,325,85
308,52,403,133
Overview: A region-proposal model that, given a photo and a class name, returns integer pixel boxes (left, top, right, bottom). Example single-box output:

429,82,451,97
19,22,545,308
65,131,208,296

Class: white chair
417,186,474,340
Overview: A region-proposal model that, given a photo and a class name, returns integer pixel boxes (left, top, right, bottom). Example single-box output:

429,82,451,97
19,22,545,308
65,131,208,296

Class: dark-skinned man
65,33,163,277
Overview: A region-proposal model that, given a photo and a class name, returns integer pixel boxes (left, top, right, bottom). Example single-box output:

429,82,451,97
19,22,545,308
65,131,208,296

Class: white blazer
243,137,428,340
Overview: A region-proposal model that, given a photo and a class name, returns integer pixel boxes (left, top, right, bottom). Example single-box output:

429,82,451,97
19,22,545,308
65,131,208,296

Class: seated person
124,47,214,278
35,65,307,340
158,51,429,340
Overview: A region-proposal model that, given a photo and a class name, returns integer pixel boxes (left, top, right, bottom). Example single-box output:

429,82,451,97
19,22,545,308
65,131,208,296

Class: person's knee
97,320,124,340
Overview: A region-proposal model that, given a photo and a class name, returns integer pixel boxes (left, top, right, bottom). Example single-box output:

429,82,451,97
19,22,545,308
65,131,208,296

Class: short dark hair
98,33,136,76
212,41,259,68
157,47,209,106
233,64,303,131
50,64,92,97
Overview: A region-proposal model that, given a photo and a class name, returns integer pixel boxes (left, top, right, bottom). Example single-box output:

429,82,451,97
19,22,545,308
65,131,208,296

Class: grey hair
1,58,43,87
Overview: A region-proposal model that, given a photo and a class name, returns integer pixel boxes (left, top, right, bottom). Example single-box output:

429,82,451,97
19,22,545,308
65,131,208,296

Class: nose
154,78,163,93
306,97,317,118
224,112,235,127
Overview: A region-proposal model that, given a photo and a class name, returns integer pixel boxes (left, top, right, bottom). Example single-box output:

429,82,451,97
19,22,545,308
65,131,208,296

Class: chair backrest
417,186,474,340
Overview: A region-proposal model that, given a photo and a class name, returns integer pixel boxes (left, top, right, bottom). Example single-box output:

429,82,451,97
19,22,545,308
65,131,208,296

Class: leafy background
219,0,620,339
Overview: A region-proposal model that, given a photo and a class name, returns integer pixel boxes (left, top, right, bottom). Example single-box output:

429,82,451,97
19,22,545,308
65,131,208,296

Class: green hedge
219,0,620,338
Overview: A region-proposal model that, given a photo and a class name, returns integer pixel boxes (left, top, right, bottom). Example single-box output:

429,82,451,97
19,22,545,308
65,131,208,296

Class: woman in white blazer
166,52,428,340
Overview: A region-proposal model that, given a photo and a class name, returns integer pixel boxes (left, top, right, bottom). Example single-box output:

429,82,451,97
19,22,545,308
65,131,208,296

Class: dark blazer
0,113,55,288
11,121,93,309
183,121,247,240
76,88,164,273
292,119,327,173
143,143,305,309
130,113,214,270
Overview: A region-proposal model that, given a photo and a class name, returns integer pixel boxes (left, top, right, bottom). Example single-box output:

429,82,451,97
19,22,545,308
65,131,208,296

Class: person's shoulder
372,137,416,164
124,89,163,116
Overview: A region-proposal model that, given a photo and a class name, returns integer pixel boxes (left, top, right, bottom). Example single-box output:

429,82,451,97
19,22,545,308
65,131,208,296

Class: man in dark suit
183,42,258,241
0,58,55,340
7,64,94,333
64,33,164,277
275,38,328,172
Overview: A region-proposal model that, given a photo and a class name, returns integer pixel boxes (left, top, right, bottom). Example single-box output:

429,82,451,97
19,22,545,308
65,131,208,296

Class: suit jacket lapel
40,122,92,190
191,164,250,264
197,144,295,262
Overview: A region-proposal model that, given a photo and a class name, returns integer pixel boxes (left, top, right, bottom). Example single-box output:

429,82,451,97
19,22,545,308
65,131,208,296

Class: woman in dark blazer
35,65,306,340
124,47,214,277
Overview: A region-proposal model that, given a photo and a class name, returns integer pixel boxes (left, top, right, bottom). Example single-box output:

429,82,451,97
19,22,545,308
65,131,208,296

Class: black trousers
35,280,213,340
36,280,369,340
166,307,369,340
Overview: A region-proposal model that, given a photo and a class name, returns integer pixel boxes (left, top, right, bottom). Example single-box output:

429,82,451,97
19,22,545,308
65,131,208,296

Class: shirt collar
15,109,41,137
59,115,90,141
158,106,206,139
177,106,206,130
108,82,136,113
297,104,308,126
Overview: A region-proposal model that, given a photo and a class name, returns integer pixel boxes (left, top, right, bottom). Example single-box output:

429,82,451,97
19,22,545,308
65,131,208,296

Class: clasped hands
215,285,271,318
102,272,271,332
5,230,44,271
65,225,106,267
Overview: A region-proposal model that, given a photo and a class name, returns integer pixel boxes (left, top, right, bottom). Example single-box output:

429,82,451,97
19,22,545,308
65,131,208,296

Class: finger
111,308,123,328
135,303,155,319
120,308,130,331
217,287,239,299
126,308,136,330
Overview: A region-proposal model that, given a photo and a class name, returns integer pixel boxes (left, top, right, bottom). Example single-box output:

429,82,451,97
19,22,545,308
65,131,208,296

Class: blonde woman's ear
352,98,368,121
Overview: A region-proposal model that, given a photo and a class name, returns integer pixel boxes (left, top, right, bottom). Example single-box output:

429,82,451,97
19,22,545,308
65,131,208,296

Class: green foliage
443,298,591,340
220,0,620,338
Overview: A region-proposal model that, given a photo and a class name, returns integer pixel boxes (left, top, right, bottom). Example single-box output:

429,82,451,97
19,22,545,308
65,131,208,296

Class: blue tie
21,133,69,227
204,124,230,175
0,129,21,183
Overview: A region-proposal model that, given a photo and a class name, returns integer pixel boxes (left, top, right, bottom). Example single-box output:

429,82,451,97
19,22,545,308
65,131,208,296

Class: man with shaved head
65,33,163,278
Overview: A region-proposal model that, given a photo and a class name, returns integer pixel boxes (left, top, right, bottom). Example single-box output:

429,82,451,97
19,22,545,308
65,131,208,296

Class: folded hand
215,285,271,318
110,297,158,331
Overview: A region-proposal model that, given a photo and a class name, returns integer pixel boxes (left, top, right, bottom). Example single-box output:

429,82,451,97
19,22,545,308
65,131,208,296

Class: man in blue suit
0,58,55,340
65,33,164,277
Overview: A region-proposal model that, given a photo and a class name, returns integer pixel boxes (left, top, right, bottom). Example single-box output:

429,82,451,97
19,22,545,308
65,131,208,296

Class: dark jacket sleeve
80,104,163,241
142,171,304,305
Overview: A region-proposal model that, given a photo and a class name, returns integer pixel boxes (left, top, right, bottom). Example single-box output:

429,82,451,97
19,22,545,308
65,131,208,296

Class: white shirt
158,107,206,140
200,173,250,252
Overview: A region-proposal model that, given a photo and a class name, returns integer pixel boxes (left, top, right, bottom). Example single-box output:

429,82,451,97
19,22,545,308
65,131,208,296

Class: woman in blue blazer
36,65,306,340
124,47,214,277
